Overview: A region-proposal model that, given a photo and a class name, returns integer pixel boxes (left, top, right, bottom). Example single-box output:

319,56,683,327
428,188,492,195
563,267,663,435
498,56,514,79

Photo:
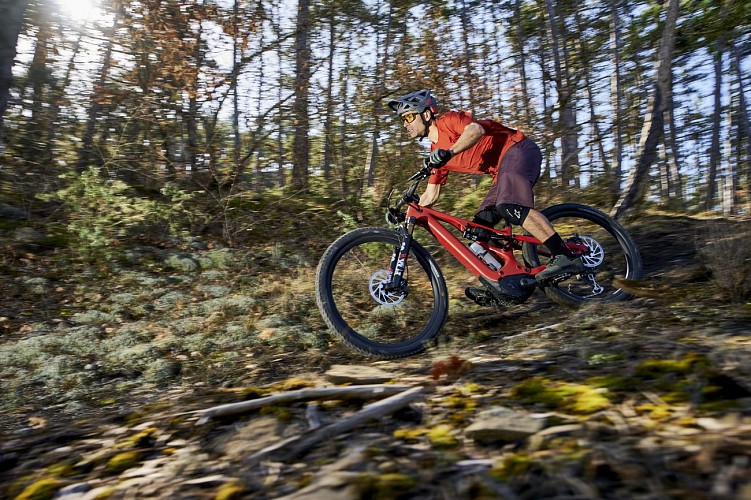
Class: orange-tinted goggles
402,113,419,125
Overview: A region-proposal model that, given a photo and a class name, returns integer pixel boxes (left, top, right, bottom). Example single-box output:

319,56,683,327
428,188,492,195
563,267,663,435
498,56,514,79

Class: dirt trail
1,214,750,499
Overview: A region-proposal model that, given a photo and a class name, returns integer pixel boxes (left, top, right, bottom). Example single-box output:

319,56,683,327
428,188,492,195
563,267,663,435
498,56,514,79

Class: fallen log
246,386,425,464
194,384,413,425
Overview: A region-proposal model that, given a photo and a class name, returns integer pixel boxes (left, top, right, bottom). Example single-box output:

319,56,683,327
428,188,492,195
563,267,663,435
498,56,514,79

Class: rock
325,365,395,385
465,406,545,444
55,482,91,497
0,204,27,220
13,227,44,243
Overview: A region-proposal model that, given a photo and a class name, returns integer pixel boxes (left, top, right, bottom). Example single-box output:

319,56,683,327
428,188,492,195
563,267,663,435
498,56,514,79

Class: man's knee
497,203,530,226
472,207,501,227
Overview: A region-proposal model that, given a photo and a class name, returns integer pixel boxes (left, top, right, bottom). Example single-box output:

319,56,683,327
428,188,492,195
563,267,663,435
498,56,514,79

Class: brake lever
408,159,435,181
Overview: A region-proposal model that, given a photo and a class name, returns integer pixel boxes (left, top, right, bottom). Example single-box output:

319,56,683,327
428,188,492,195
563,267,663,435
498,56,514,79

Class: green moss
393,428,428,442
116,427,157,448
15,477,65,500
355,472,418,499
427,424,459,449
490,454,533,481
587,353,623,366
105,451,142,475
635,403,672,420
259,405,293,423
509,377,611,415
268,377,315,391
587,375,632,392
239,386,269,399
45,462,76,477
215,481,245,500
635,353,708,378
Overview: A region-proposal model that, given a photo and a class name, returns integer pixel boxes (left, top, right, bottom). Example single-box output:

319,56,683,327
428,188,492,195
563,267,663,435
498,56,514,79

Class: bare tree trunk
608,0,624,203
514,0,531,125
322,3,336,183
364,0,394,191
611,0,679,218
231,0,241,184
542,0,578,187
47,31,82,162
722,109,735,215
338,37,351,198
705,38,724,212
458,0,476,112
0,0,28,151
575,8,608,187
730,38,751,213
664,65,683,206
291,0,311,191
78,38,113,171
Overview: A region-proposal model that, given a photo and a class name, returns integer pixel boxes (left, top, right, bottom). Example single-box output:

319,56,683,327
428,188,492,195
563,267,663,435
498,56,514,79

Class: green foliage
38,167,193,255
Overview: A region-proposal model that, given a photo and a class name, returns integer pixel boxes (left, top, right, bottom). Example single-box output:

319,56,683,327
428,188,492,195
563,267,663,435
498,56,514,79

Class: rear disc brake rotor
579,235,605,267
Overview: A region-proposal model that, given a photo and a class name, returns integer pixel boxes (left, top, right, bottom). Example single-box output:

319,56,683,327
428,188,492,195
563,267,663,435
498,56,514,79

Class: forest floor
1,210,750,499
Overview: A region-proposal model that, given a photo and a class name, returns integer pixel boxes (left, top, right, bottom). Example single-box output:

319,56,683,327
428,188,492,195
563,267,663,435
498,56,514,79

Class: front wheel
315,227,449,358
522,204,643,307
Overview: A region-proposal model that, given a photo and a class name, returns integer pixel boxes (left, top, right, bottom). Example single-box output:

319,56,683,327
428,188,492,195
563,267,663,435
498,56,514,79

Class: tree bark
322,3,336,182
0,0,28,150
291,0,311,191
363,0,394,191
611,0,679,218
608,0,624,203
514,0,531,125
704,38,724,212
542,0,578,187
79,38,113,171
730,38,751,214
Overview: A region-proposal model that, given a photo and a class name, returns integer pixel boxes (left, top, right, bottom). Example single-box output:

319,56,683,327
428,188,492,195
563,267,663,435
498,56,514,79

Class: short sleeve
428,168,449,185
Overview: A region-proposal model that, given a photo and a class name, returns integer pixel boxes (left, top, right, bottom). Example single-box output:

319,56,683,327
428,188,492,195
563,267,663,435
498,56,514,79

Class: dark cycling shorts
478,138,542,211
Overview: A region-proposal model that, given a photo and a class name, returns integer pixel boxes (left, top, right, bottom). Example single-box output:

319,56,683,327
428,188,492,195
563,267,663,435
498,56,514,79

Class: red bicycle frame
403,201,588,282
403,202,541,282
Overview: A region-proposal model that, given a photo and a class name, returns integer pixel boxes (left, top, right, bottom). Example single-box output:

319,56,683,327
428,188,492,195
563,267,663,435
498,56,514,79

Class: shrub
698,221,751,302
38,167,194,255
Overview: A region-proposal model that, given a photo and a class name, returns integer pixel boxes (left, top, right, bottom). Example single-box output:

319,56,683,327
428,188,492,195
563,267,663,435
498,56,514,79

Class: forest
1,0,751,499
1,0,750,235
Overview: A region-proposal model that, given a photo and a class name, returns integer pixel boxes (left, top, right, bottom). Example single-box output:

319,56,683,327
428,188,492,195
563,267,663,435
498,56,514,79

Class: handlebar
390,159,442,216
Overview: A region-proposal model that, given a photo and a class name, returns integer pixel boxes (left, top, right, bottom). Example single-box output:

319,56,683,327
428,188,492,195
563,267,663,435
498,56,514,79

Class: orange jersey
429,111,524,185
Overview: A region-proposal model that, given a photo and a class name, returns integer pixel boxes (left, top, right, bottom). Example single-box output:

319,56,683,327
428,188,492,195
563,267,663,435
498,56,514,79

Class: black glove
428,148,453,168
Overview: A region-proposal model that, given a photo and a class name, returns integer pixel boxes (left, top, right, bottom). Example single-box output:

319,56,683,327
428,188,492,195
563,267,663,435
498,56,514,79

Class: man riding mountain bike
387,89,585,301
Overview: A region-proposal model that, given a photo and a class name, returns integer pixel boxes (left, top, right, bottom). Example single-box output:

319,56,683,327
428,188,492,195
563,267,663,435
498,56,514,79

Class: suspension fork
385,217,416,292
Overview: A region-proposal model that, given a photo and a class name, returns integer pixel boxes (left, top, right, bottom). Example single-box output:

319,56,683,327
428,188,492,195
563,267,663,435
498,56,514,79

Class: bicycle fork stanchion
385,217,416,293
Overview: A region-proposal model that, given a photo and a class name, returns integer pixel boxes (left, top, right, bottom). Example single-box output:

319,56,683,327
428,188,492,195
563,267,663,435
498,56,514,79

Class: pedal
465,287,494,307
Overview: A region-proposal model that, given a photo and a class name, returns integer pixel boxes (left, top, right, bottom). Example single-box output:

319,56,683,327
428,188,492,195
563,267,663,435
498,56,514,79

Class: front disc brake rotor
369,270,407,306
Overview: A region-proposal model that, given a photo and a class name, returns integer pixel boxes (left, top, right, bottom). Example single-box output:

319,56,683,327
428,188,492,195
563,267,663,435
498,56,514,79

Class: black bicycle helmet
387,90,438,115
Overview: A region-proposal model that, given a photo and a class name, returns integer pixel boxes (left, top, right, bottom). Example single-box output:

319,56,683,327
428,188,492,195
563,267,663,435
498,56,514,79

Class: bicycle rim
316,228,448,358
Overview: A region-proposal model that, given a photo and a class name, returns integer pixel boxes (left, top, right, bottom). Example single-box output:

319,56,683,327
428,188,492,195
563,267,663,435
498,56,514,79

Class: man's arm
449,122,485,155
420,183,441,207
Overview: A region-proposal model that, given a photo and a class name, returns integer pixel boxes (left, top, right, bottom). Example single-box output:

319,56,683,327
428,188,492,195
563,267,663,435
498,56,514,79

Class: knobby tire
522,203,643,307
315,227,449,358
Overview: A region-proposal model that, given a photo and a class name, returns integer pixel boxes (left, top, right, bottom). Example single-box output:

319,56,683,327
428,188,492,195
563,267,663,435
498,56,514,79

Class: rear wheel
522,204,642,307
315,227,449,358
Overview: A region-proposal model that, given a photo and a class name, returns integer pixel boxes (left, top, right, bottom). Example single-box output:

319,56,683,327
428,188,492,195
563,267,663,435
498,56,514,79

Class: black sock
543,233,573,257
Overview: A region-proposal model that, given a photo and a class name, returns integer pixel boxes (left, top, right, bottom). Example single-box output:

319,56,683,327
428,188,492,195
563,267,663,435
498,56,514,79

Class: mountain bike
315,160,643,358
